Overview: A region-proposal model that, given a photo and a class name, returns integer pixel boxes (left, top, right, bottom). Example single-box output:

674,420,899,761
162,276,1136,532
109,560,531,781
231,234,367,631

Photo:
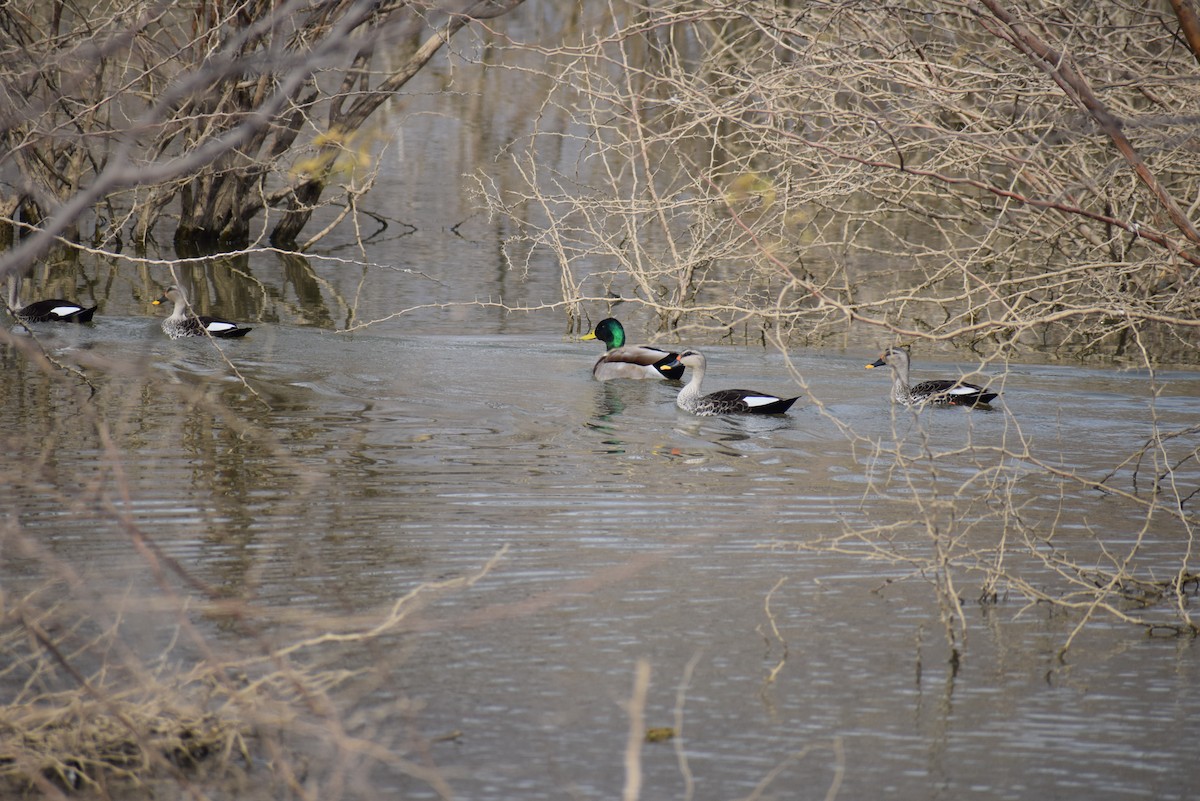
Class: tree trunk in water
270,179,324,248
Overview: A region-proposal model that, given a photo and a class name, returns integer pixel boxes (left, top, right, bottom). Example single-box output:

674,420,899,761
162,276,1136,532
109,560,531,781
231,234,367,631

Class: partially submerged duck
6,274,96,323
660,349,799,416
582,317,683,380
866,346,998,407
153,285,251,339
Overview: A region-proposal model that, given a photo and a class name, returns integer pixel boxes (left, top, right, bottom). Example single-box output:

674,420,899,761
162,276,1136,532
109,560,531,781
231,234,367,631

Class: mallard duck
152,285,251,339
866,346,998,407
582,317,684,380
660,349,799,415
6,275,96,323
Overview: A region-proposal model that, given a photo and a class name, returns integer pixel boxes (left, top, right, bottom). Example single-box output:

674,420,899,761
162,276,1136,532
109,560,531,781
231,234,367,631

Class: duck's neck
889,360,911,402
676,364,706,408
6,274,20,311
170,295,189,320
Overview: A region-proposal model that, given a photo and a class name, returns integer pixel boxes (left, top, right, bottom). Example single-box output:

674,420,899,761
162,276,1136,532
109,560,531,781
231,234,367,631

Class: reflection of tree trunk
277,249,339,327
268,0,527,247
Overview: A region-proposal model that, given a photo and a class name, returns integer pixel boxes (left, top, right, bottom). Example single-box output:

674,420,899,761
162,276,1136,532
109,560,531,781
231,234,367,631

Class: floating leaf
645,727,676,743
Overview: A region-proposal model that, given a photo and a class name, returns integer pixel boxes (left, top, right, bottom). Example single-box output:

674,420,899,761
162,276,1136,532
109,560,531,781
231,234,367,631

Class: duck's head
152,285,184,306
660,349,705,374
581,317,625,349
866,345,910,370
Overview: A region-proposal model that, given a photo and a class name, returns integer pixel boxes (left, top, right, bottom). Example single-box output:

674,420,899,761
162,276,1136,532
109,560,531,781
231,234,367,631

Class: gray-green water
3,310,1198,799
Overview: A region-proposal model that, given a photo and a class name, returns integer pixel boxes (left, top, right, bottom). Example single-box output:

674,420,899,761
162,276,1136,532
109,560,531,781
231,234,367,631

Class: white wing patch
206,321,236,333
743,394,781,407
947,385,977,395
50,305,79,317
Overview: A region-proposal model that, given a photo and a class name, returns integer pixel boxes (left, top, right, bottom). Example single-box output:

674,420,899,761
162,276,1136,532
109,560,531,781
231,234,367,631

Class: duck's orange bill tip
864,363,875,369
152,300,162,306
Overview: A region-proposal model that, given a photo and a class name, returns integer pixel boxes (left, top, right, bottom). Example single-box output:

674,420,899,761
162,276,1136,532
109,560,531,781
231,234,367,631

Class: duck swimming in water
152,285,251,339
6,274,96,323
582,317,684,380
866,346,998,407
660,349,799,416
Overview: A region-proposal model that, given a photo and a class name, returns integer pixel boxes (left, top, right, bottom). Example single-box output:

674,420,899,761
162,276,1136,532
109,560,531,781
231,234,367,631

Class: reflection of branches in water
0,535,509,795
768,406,1200,652
1097,423,1200,507
620,658,844,801
759,577,789,686
0,336,520,795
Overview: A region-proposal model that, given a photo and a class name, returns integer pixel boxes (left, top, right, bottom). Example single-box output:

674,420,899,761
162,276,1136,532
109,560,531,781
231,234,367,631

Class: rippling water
2,316,1198,800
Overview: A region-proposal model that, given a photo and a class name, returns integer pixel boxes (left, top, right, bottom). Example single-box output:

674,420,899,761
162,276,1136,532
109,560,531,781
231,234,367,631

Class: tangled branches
481,0,1200,363
0,0,526,269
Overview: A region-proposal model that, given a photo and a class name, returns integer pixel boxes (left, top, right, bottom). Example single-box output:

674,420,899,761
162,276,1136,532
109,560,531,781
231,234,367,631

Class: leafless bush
482,0,1200,362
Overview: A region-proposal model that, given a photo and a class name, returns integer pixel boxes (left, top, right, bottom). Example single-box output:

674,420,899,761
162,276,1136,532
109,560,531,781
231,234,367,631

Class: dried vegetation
478,0,1200,657
482,0,1200,364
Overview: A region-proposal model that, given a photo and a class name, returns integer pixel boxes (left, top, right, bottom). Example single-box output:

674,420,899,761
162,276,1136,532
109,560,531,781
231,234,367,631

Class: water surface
3,318,1197,799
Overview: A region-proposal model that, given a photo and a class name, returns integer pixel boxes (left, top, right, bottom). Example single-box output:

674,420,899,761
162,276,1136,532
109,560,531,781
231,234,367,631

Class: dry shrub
0,593,247,794
481,1,1200,363
0,676,245,793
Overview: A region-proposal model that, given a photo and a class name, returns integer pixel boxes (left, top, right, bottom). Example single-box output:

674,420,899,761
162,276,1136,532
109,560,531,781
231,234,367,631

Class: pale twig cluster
481,0,1200,361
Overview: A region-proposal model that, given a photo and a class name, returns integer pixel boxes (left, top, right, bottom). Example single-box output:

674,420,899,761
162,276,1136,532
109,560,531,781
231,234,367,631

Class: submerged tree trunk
270,179,325,248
